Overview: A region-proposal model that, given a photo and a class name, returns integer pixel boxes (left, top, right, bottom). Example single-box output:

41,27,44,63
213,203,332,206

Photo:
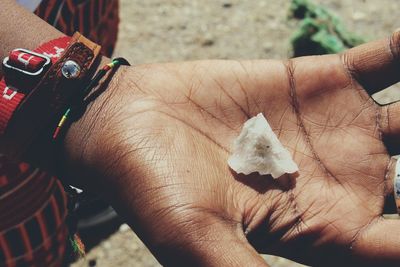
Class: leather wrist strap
0,32,101,160
0,36,71,134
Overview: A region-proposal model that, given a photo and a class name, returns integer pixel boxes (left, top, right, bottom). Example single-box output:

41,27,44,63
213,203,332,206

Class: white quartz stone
228,113,298,178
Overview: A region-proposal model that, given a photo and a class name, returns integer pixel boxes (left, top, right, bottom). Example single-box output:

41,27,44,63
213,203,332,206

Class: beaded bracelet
52,57,130,139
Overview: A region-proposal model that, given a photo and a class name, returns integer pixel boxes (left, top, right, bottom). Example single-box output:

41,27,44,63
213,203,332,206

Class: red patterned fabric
1,1,119,267
34,0,119,57
8,51,46,72
0,159,68,267
0,36,70,134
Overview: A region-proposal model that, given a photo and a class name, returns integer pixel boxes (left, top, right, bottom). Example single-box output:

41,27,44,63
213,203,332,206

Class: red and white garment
0,36,71,267
1,1,119,266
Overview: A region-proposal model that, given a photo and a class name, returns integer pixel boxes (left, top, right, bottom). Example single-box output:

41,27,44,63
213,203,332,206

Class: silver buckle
2,49,52,77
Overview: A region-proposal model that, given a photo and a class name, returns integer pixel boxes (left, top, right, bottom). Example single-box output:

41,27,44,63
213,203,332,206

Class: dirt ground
72,0,400,266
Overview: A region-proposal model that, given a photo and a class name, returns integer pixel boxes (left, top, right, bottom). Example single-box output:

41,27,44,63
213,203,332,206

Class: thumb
151,216,269,267
350,217,400,266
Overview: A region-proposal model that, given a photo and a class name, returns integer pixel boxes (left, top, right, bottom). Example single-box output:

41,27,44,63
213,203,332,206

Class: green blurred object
290,0,366,57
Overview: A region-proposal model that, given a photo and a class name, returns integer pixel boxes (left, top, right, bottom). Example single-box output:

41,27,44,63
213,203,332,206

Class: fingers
383,157,398,214
384,157,397,196
341,31,400,94
379,103,400,155
380,102,400,136
351,218,400,266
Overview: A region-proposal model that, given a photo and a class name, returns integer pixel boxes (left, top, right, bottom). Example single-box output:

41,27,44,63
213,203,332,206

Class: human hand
62,32,400,266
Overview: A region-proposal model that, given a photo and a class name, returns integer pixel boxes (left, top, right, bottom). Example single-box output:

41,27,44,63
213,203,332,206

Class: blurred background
72,0,399,266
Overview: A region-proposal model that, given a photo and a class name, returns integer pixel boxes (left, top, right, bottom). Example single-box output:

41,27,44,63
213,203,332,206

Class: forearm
0,0,62,76
0,0,110,173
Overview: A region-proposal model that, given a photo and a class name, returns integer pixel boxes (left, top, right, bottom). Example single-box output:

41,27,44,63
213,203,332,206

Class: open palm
65,33,400,266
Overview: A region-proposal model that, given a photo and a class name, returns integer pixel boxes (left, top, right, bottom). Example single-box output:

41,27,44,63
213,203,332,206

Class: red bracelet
0,36,71,134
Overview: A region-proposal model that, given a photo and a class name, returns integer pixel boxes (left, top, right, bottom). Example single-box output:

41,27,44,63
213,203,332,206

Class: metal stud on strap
61,60,81,79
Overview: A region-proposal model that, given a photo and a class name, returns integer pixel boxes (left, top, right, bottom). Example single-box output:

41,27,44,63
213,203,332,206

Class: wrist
59,56,122,184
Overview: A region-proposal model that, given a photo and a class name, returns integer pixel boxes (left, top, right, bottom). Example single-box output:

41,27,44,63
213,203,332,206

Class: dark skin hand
60,32,400,266
2,1,400,266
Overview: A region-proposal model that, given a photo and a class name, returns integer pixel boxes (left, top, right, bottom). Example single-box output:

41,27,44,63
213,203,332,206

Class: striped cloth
0,158,68,267
34,0,119,57
1,1,119,266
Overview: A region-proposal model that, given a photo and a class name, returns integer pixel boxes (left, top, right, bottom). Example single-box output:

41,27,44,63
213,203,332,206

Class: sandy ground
72,0,400,266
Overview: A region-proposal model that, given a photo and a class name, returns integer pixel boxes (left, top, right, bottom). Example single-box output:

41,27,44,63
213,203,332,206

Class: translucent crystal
228,113,298,178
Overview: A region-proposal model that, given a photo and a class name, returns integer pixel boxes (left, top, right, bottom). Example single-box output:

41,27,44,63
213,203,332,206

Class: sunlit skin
1,1,399,266
63,32,400,266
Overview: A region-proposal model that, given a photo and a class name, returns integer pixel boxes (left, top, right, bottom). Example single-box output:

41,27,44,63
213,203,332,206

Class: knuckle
389,31,400,60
